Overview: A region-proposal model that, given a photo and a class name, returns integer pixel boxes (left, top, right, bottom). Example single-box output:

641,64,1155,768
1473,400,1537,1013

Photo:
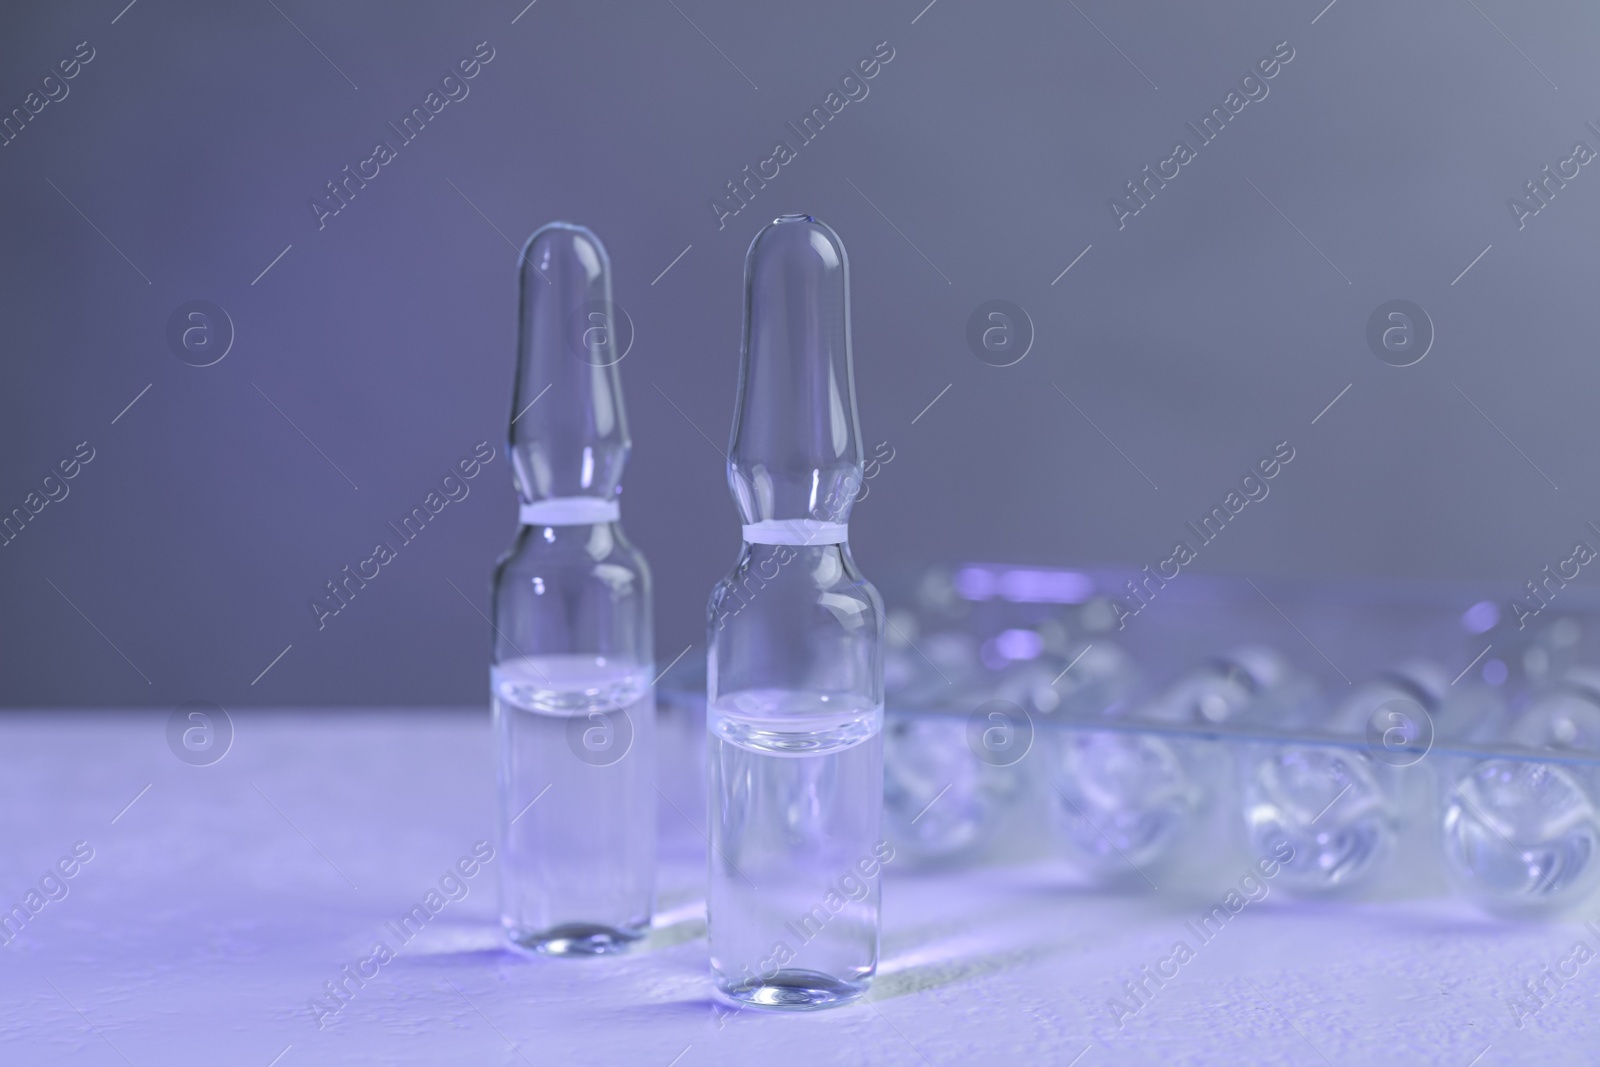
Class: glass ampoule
1244,662,1453,894
491,222,655,955
706,214,884,1010
882,614,1029,863
1443,667,1600,913
1049,646,1298,882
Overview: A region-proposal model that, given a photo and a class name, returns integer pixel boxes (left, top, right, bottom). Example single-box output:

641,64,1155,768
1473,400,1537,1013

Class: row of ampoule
877,620,1600,915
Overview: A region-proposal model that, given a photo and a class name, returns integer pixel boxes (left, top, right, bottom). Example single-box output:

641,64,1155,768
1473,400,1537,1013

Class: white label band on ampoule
519,498,620,526
742,520,848,546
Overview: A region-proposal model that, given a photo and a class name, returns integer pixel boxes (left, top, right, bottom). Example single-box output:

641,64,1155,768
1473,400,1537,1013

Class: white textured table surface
0,710,1592,1066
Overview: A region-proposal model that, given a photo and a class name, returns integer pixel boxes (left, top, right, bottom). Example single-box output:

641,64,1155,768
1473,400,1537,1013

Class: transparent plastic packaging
795,564,1600,919
882,614,1027,863
1443,667,1600,913
1240,664,1442,894
706,215,885,1010
1054,646,1309,882
491,223,655,955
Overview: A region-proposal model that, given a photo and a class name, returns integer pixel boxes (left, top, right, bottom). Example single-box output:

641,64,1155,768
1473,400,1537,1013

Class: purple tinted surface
0,708,1589,1065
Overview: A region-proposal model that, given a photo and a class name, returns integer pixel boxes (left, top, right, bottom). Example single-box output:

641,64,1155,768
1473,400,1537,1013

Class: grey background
1,0,1595,707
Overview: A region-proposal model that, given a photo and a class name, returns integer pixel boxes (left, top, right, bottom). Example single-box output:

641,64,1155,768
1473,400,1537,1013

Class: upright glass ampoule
491,222,655,955
707,214,885,1010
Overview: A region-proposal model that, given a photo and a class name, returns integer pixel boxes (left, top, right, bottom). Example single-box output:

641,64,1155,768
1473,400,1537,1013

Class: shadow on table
871,933,1082,1002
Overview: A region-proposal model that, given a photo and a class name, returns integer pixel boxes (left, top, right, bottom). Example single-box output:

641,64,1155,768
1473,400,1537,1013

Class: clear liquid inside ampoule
493,654,656,955
708,690,884,1010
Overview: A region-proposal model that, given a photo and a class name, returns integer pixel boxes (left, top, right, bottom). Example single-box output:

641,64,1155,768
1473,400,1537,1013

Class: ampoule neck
728,214,863,526
510,221,630,505
512,516,629,560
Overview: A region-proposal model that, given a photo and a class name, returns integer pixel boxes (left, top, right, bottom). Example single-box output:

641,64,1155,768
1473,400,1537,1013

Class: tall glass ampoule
491,222,655,955
707,214,885,1010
